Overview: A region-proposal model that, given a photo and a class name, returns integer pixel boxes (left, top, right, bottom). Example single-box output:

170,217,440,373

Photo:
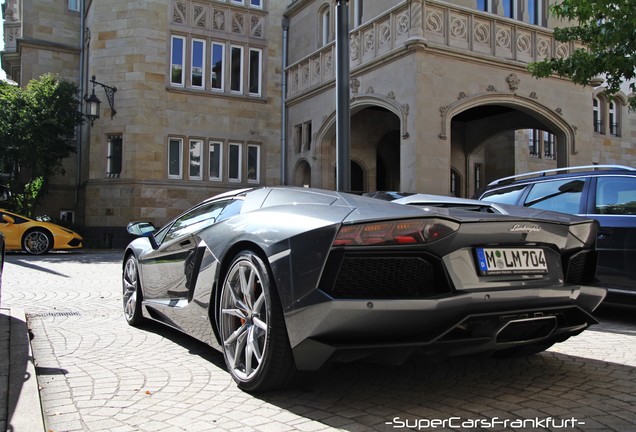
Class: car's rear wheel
219,251,296,392
23,229,52,255
123,254,144,326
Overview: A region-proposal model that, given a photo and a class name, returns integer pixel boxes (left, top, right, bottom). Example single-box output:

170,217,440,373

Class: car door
139,199,233,304
586,175,636,294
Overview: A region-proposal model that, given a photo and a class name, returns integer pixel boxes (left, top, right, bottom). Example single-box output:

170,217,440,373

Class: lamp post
84,75,117,126
335,0,350,192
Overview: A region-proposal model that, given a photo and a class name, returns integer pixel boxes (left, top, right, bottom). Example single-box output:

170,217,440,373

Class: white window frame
250,0,263,9
171,35,186,87
230,45,244,94
321,8,331,47
247,144,261,183
231,0,245,5
168,138,184,179
248,48,262,96
189,139,203,180
209,140,223,181
609,101,620,136
352,0,363,27
106,134,123,177
68,0,80,12
593,97,602,133
211,42,225,92
228,142,242,182
191,38,206,89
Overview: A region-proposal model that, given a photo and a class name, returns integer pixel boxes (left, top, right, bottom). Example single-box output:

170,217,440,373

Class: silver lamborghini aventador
122,187,605,392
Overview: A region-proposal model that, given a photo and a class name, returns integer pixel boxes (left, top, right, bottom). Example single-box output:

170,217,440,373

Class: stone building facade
283,0,635,198
2,0,635,245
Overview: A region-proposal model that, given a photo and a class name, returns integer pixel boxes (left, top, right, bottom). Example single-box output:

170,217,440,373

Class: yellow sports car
0,209,83,255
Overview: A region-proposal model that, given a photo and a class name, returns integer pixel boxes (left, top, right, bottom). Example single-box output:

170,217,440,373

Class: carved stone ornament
350,78,360,96
387,91,395,100
507,73,520,92
366,86,375,94
458,91,468,100
556,107,563,115
439,106,448,117
529,92,538,99
487,85,496,92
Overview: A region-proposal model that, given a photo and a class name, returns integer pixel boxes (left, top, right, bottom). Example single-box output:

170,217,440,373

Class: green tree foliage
0,74,83,215
528,0,636,109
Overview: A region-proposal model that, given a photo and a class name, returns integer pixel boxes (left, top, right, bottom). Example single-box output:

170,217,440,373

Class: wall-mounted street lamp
84,75,117,126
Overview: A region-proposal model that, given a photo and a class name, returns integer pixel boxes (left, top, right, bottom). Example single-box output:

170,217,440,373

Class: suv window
522,178,585,213
595,176,636,215
480,185,526,205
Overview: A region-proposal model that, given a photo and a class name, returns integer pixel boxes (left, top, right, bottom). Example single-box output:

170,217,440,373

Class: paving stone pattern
2,251,636,431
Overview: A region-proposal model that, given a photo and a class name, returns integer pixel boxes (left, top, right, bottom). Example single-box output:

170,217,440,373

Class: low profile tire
23,229,52,255
123,254,145,327
219,251,296,392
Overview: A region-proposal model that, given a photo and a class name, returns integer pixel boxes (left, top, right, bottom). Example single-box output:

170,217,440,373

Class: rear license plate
476,248,548,275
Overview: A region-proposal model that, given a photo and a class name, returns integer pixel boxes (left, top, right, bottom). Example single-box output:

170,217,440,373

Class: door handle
179,240,192,247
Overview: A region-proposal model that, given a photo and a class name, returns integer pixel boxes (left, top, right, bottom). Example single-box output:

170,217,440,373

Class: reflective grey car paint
124,187,605,374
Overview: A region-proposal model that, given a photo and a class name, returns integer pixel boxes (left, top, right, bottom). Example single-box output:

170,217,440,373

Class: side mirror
0,186,10,202
2,214,14,224
126,221,156,237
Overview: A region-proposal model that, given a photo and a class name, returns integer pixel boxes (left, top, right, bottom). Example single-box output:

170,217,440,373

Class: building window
211,42,225,91
304,121,312,151
209,141,223,181
503,0,518,19
68,0,80,11
250,0,263,8
229,142,242,181
474,163,482,193
230,45,244,93
191,39,205,89
294,124,302,153
107,135,123,178
609,101,620,136
171,36,185,86
593,97,603,133
168,138,183,179
543,131,556,159
527,0,543,25
189,139,203,180
352,0,363,27
248,48,262,96
450,169,461,197
320,7,331,46
528,129,540,157
477,0,492,12
247,144,260,183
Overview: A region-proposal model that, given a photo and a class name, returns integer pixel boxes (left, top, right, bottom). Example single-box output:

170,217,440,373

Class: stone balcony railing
285,0,578,99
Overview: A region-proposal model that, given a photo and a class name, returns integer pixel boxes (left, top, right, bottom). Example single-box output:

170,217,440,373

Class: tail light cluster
333,219,459,246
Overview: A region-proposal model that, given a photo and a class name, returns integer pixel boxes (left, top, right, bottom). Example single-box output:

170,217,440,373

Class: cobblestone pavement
2,251,636,432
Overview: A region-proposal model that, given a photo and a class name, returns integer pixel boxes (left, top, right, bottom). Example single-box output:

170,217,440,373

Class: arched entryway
442,93,576,197
313,100,403,192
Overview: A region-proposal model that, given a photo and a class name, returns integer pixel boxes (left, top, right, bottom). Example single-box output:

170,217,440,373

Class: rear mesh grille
564,250,597,285
328,256,447,299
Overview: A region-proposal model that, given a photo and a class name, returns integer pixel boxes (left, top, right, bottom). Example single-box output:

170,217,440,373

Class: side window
595,177,636,215
481,185,526,205
523,179,585,214
164,200,232,243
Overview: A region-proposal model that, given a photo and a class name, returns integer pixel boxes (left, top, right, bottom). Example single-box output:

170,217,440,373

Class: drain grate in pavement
29,311,82,318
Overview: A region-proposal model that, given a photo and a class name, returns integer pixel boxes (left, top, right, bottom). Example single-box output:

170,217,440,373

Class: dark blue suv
475,165,636,306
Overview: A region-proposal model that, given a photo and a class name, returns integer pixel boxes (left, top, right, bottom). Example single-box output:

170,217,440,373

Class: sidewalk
0,308,46,432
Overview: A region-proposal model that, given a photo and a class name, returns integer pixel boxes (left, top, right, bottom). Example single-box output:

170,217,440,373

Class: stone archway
441,92,576,197
313,95,404,191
